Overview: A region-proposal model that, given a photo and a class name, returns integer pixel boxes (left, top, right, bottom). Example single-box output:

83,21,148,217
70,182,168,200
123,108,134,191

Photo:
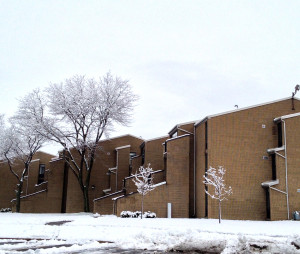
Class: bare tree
0,116,45,212
18,72,137,212
203,166,232,223
132,164,155,219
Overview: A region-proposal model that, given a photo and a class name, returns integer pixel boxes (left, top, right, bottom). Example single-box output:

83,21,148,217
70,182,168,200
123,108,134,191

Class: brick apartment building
0,97,299,220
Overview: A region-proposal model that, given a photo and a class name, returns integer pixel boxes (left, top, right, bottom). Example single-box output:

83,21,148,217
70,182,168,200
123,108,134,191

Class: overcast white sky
1,1,299,154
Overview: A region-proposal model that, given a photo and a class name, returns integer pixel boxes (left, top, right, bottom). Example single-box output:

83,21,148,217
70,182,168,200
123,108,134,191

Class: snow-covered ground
0,213,299,253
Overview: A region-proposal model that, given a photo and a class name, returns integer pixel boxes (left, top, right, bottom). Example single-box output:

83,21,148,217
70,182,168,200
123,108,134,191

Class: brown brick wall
166,135,190,218
15,157,64,213
94,191,124,215
115,135,190,218
43,158,65,213
177,123,194,136
0,162,19,209
131,156,142,173
269,149,287,220
14,191,48,213
270,187,287,220
285,116,300,218
115,146,131,191
144,137,167,171
175,123,195,217
123,170,165,194
116,185,168,217
0,151,54,211
64,135,144,212
196,99,300,220
195,122,206,218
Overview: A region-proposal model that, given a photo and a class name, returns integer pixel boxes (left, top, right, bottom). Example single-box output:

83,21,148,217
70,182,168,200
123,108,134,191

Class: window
140,143,145,165
130,152,136,159
265,188,270,220
277,122,282,147
271,154,276,180
129,152,136,175
37,164,45,184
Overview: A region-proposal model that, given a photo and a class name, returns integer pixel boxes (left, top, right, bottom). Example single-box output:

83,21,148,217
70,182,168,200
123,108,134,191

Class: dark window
265,188,270,220
277,122,282,147
130,152,136,159
140,143,145,165
129,152,136,176
271,154,277,180
37,164,45,184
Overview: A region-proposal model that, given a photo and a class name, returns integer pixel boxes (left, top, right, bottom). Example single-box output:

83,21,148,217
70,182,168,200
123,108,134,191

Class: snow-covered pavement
0,213,299,253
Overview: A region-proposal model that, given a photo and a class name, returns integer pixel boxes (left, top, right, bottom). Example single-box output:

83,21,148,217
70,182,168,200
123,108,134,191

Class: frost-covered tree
0,115,45,212
203,166,232,223
132,164,155,219
18,72,137,212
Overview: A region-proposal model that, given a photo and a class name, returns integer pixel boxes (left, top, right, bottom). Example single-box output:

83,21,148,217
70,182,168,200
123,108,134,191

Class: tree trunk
83,186,90,212
141,194,144,219
218,199,221,224
16,181,23,213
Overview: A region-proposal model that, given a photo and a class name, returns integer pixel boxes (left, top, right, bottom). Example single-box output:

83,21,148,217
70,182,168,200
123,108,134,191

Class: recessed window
130,152,136,159
271,154,276,180
37,164,45,184
265,188,270,220
277,122,283,147
140,143,145,165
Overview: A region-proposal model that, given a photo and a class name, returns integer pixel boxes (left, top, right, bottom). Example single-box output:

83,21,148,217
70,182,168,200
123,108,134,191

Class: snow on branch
133,164,155,196
132,164,156,219
203,166,232,223
15,72,138,213
203,166,232,202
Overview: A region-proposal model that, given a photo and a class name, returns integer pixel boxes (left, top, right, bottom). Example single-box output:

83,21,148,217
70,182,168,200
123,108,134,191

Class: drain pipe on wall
282,119,290,219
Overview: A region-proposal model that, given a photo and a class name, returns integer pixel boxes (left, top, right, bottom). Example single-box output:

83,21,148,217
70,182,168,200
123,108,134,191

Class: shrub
143,211,156,218
132,211,142,218
0,208,12,213
120,210,156,218
120,211,133,218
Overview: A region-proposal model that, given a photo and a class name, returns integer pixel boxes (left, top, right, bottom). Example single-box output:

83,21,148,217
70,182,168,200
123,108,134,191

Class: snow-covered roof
165,134,190,143
261,179,279,187
267,146,285,153
274,112,300,122
50,157,62,162
99,134,144,143
115,145,131,150
30,159,40,163
195,97,300,127
145,135,169,143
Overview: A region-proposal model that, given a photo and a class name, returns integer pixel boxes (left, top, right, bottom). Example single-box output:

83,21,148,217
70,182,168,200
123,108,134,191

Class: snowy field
0,213,299,253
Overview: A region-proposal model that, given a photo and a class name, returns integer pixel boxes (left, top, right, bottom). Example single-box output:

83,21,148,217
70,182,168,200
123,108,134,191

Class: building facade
0,97,299,220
